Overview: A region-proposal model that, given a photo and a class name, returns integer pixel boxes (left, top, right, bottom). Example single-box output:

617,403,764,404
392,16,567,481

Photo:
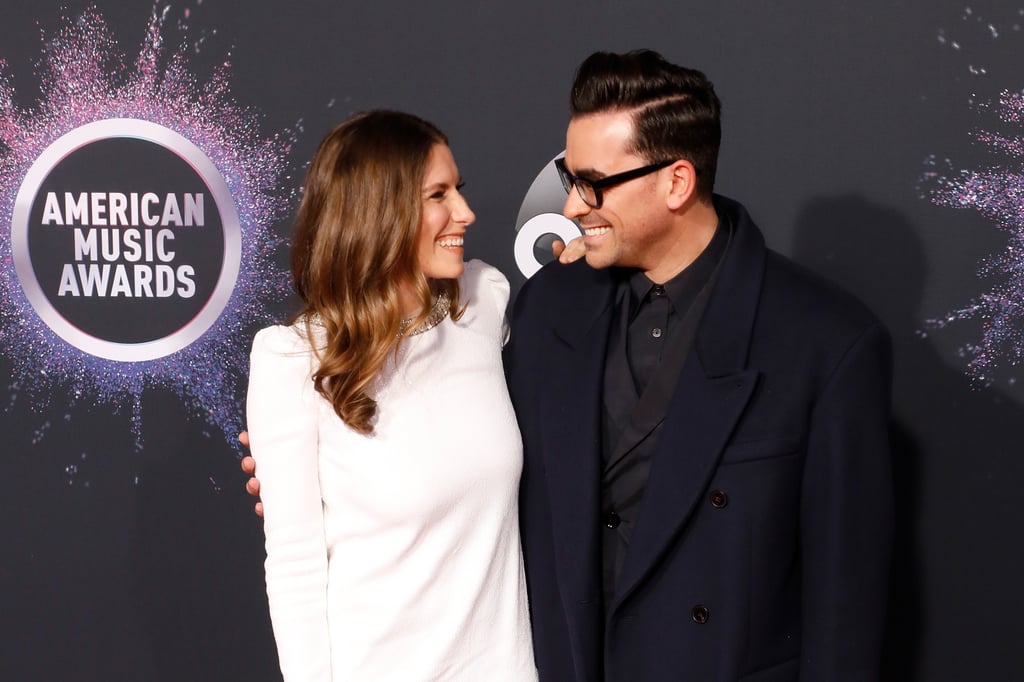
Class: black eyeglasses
554,157,675,209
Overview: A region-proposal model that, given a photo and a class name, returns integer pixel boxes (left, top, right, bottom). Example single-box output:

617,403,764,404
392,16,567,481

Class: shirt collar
627,211,732,312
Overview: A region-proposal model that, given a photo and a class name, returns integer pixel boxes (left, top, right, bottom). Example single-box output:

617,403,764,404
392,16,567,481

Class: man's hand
552,236,586,264
238,431,263,517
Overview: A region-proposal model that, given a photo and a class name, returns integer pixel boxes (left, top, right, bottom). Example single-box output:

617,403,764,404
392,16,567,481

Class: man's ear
666,160,698,211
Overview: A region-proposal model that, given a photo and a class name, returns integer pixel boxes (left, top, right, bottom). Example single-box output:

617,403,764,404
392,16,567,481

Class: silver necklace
398,291,451,337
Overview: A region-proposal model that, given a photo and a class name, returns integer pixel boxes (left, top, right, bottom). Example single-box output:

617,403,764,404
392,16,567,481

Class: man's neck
643,199,719,284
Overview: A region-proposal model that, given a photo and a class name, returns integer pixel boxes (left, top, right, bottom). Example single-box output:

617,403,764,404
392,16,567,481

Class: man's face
562,110,672,272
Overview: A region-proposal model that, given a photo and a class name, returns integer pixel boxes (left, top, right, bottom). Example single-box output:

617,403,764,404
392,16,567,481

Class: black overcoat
505,196,893,681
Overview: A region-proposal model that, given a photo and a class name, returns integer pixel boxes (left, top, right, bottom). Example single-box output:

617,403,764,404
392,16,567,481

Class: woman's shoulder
251,321,318,358
461,258,508,285
460,259,510,309
458,260,511,344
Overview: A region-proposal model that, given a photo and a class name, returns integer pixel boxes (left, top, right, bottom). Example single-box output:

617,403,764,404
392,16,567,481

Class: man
503,50,892,680
245,50,892,681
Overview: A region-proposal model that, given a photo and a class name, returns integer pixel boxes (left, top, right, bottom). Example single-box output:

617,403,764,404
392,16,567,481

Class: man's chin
583,250,614,270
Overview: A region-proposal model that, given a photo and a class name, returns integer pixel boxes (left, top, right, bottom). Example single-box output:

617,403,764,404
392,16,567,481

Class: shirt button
604,511,621,529
692,605,710,624
651,327,663,338
652,285,666,297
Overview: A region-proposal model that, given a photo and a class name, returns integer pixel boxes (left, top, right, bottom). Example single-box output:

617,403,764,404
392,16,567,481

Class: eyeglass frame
554,157,682,209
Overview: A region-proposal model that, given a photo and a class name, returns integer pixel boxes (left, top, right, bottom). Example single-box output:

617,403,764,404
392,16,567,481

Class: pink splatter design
0,5,294,445
923,7,1024,387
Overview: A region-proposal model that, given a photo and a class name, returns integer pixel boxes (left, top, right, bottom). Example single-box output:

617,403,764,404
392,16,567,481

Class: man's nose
562,189,591,220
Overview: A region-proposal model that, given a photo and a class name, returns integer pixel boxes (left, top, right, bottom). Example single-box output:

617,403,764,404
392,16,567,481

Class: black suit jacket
505,196,893,681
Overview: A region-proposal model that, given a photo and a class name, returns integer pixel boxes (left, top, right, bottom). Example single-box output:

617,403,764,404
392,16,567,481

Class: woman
246,111,537,680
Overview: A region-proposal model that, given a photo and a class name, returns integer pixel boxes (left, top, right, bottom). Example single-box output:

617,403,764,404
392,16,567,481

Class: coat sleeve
247,326,332,681
800,321,894,680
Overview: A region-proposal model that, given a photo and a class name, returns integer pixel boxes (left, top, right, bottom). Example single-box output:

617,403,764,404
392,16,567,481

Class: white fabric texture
247,260,536,682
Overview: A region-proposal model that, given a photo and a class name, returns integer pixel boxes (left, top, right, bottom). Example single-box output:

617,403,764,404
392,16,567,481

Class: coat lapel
608,362,758,611
539,268,618,606
608,197,768,613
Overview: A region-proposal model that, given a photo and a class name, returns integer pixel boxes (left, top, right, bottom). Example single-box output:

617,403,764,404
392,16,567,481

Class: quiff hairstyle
570,49,722,198
291,110,462,434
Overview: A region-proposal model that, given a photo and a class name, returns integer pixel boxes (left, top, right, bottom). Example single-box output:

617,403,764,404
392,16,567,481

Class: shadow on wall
792,195,1024,682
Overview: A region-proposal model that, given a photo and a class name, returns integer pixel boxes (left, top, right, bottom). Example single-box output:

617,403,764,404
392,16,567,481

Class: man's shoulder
710,194,889,362
530,257,610,289
760,248,885,337
516,259,613,309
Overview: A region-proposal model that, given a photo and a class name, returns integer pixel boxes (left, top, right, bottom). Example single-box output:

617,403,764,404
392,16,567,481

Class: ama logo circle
11,118,241,362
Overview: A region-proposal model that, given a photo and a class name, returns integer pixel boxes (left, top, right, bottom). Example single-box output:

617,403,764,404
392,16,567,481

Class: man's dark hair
570,50,721,198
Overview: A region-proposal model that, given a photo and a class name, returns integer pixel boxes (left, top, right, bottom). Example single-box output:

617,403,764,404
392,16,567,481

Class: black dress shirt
600,217,731,605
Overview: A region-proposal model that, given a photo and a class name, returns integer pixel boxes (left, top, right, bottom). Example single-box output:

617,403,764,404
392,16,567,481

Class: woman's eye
430,190,446,200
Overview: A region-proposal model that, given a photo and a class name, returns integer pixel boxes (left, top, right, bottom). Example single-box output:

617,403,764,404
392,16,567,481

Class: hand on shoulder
553,236,585,264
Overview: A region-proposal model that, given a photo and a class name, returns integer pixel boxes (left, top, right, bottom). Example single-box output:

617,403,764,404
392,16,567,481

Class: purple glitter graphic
922,6,1024,386
0,6,293,445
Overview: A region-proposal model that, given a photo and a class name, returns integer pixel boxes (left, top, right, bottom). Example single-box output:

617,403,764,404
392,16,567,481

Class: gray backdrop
1,1,1021,679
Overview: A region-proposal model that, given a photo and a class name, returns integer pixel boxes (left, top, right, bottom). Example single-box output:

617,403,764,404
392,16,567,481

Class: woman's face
416,143,475,281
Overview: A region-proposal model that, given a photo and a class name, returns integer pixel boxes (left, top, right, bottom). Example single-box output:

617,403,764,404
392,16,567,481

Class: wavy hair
290,110,462,434
570,50,722,198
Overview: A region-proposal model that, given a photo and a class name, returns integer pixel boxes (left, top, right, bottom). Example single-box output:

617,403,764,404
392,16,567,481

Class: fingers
241,452,261,515
559,236,586,264
550,239,565,258
238,431,250,448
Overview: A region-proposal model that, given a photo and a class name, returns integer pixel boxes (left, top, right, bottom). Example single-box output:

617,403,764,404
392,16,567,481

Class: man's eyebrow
571,165,606,180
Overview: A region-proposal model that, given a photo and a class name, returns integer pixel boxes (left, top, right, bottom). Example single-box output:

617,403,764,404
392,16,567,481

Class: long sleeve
800,321,894,680
247,325,332,681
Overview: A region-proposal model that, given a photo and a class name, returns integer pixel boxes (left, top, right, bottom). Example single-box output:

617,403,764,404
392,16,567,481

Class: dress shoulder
251,323,317,359
461,258,510,319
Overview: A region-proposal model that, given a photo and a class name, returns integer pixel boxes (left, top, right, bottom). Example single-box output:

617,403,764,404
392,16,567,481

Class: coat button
709,490,728,508
691,605,710,624
604,511,621,529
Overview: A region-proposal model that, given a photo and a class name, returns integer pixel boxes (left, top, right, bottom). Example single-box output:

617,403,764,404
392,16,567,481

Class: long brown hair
290,110,462,434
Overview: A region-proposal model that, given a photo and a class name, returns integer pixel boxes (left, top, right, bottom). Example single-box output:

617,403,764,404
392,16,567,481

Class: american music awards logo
12,119,241,362
0,6,291,444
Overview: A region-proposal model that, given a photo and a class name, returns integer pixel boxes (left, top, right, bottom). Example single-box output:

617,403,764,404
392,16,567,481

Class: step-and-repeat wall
2,1,1021,679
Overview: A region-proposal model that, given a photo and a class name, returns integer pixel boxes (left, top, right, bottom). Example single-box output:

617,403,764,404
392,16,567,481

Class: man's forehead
565,111,637,168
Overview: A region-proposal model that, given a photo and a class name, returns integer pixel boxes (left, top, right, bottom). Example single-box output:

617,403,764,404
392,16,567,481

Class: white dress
247,260,537,682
